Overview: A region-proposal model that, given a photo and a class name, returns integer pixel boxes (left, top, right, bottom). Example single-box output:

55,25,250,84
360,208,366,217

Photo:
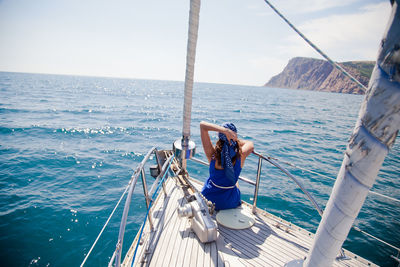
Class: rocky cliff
264,57,375,94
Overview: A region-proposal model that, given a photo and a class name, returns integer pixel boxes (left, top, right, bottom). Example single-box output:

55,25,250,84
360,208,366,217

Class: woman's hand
224,128,237,143
200,121,238,162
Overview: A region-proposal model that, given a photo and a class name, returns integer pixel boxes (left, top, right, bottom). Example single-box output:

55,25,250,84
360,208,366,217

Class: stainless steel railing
190,150,400,262
83,147,398,267
252,151,324,216
110,148,323,266
190,150,323,216
110,147,174,267
81,147,176,267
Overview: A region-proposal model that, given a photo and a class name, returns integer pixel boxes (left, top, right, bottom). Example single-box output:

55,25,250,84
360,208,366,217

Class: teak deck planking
122,175,376,267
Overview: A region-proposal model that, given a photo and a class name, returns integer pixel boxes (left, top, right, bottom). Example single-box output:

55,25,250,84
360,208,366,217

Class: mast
174,0,200,169
304,1,400,266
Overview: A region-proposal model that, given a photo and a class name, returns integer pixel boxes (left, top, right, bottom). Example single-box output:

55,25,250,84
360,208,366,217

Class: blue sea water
0,71,399,266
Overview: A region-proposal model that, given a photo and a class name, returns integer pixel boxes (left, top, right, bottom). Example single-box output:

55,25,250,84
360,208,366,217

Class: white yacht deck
122,176,376,267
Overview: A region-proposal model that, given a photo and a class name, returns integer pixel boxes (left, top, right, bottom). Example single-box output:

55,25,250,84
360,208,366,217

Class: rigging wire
263,0,368,92
266,154,400,204
254,152,400,256
80,184,130,267
353,226,400,253
190,153,399,255
261,154,400,254
262,1,400,255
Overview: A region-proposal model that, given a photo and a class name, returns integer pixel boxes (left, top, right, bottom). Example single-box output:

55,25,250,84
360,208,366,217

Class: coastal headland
265,57,375,94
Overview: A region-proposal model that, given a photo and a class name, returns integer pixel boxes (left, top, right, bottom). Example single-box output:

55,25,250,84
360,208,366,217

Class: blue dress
201,157,242,210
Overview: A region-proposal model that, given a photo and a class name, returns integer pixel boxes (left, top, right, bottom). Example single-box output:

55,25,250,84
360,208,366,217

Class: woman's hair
214,139,242,167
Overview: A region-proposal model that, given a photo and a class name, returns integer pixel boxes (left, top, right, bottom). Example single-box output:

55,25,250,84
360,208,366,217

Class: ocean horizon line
0,70,264,88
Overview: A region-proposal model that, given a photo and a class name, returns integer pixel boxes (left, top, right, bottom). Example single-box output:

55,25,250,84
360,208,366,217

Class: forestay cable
263,0,368,92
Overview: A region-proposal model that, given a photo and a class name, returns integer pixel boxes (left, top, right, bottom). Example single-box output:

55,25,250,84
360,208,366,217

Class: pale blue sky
0,0,392,85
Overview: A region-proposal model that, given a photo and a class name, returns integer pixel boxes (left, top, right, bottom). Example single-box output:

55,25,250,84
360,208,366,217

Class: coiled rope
263,0,368,92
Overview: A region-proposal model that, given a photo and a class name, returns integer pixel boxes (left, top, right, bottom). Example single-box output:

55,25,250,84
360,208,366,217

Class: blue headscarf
218,123,238,185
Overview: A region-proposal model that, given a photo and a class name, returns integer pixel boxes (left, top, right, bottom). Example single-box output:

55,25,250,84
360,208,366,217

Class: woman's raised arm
200,121,237,162
238,139,254,168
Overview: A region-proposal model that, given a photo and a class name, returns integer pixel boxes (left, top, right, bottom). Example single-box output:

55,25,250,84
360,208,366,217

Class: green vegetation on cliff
342,61,375,80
